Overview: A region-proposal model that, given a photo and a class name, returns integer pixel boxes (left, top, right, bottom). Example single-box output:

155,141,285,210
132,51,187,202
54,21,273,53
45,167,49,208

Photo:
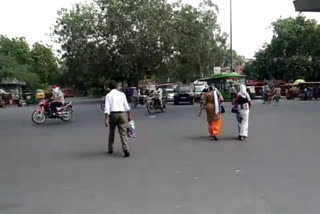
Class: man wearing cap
104,81,132,158
51,85,65,115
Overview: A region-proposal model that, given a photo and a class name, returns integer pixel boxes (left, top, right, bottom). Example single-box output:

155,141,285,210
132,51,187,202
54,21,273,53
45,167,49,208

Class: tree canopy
53,0,235,91
245,16,320,82
0,35,59,90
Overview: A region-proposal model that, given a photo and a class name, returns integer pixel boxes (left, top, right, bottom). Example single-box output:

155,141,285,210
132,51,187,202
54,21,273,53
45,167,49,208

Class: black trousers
51,102,63,113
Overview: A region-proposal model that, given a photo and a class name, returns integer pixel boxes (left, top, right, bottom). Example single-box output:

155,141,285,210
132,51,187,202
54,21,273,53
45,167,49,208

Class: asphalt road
0,100,320,214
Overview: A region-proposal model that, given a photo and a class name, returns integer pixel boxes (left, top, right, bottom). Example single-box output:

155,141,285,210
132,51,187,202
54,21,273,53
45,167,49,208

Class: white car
166,88,175,102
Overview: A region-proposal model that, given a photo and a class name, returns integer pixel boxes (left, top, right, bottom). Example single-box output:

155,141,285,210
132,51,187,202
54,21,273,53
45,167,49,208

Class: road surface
0,100,320,214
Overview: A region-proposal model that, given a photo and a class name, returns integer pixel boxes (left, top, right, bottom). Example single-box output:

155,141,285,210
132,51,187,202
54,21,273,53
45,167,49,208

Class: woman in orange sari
199,85,224,141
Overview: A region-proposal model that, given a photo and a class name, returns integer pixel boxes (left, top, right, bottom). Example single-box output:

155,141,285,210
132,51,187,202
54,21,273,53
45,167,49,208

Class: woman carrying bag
232,84,252,141
199,85,224,141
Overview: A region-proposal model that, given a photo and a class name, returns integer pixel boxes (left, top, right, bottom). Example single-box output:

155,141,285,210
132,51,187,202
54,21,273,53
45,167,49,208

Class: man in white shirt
105,81,132,158
51,85,65,115
156,86,163,107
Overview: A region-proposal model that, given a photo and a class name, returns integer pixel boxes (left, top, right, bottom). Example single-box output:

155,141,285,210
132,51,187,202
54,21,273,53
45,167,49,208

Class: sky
1,0,320,58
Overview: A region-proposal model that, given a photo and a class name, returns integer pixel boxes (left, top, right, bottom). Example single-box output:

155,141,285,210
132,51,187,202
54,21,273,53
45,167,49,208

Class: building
294,0,320,12
0,79,26,100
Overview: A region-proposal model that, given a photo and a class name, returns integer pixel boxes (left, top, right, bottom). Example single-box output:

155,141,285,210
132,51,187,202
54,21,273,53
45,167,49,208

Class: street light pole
230,0,233,73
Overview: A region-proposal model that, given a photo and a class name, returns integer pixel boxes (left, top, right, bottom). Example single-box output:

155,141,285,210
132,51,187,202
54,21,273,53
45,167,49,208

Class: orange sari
202,91,223,136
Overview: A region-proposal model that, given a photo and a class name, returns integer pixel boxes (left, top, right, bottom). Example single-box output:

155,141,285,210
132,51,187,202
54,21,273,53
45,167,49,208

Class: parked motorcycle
146,94,166,114
32,100,73,124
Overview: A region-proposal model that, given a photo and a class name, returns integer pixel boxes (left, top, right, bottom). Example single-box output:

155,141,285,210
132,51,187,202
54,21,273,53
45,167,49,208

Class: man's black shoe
108,149,113,154
124,150,130,158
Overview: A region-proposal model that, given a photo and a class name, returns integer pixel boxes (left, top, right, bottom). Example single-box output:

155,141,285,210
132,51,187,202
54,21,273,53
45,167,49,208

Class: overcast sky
1,0,320,58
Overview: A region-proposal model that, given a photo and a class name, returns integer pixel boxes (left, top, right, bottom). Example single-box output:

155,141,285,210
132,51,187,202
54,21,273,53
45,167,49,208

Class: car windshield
177,86,191,92
195,86,205,92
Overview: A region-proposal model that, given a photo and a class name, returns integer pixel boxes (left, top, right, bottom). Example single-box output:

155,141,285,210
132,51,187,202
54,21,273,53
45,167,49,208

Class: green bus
199,72,246,100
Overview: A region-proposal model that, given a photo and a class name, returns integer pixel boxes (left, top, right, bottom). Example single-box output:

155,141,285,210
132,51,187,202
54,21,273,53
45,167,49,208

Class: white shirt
52,90,65,104
104,89,130,115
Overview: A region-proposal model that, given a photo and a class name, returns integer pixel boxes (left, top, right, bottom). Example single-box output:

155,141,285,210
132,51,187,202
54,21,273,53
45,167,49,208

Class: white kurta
236,102,250,137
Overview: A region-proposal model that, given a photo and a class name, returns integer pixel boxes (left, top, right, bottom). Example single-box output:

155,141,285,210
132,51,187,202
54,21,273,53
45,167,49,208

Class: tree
53,0,228,89
0,35,58,90
246,16,320,81
30,43,59,85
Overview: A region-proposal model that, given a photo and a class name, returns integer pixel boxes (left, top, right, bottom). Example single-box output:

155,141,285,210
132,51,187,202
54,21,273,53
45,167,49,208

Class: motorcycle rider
51,85,65,115
156,86,163,107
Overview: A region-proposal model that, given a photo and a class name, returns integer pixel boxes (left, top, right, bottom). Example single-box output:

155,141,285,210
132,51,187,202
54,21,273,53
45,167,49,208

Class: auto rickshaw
280,83,298,100
298,82,320,100
0,93,9,108
24,92,36,105
35,89,45,103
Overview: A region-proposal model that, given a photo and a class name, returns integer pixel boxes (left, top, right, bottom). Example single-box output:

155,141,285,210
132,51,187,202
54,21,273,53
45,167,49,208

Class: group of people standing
199,84,252,141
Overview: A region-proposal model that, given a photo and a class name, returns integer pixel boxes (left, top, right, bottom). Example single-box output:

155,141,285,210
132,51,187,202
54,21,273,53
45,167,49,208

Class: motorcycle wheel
160,101,167,112
32,111,46,124
147,102,155,114
61,109,72,121
101,102,105,111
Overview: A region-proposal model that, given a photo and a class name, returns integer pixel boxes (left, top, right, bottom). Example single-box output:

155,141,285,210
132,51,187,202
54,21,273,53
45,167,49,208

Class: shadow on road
0,203,24,210
31,120,76,127
183,135,240,143
183,135,212,142
71,150,126,160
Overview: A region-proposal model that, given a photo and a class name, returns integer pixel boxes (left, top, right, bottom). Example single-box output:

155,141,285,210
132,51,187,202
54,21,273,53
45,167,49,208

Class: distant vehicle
24,92,36,105
298,82,320,100
146,92,167,114
35,89,45,102
280,83,298,100
174,85,195,105
194,85,206,102
199,73,245,100
157,83,178,102
32,100,73,124
166,88,175,102
62,88,75,98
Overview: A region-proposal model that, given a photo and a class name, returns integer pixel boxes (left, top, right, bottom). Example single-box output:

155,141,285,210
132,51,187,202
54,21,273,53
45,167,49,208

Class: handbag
127,120,136,138
220,105,225,114
231,106,238,114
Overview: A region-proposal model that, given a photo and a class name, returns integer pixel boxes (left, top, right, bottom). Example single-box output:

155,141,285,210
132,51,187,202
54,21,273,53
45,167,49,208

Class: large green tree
0,35,59,90
246,16,320,81
53,0,228,89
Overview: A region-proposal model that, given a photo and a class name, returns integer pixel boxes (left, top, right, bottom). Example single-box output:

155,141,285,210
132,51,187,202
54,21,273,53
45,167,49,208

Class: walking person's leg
208,122,214,137
242,112,249,138
238,111,249,140
108,113,117,153
117,113,130,157
237,113,243,140
212,114,221,137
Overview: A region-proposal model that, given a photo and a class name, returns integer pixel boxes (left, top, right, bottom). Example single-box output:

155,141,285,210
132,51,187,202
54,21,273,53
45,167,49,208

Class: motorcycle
146,94,166,114
32,100,73,124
